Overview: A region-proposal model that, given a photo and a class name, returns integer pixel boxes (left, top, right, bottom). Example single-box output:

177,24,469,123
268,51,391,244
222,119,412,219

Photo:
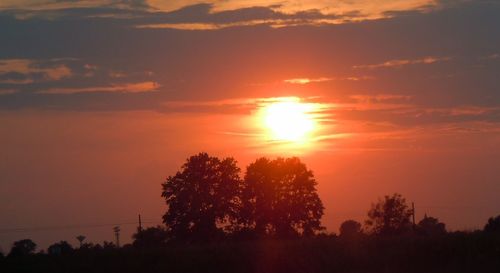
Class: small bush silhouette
339,220,362,237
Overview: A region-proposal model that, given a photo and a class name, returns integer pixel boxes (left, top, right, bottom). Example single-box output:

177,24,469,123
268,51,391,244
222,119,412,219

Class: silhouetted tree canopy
48,241,74,255
417,214,446,236
9,239,37,257
240,157,324,237
78,242,99,251
133,226,168,248
161,152,241,242
365,193,413,235
339,220,362,237
102,241,116,249
484,215,500,233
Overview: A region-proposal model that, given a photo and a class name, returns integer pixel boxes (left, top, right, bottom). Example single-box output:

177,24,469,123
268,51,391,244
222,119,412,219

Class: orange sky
0,0,500,250
1,105,498,248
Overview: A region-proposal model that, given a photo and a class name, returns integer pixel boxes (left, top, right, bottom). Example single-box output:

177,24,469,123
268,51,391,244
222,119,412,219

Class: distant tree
240,157,324,237
76,235,86,248
78,242,95,250
417,214,446,235
90,243,103,251
484,215,500,233
8,239,37,257
102,241,116,250
161,153,242,242
47,241,74,255
133,226,169,248
365,193,413,235
339,220,362,237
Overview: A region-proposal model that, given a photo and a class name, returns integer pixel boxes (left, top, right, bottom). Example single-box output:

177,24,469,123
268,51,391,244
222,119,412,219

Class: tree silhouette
417,214,446,235
133,226,169,248
102,241,116,250
339,220,362,237
76,235,86,248
484,215,500,233
8,239,37,257
161,152,241,242
240,157,324,237
48,241,74,255
365,193,413,235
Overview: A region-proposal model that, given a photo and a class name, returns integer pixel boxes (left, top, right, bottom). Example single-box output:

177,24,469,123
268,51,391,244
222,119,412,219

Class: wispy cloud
283,76,374,84
349,94,412,102
0,77,34,84
481,53,500,60
424,106,500,117
283,77,334,85
37,81,160,94
135,18,348,30
353,56,451,69
0,59,72,82
0,89,17,95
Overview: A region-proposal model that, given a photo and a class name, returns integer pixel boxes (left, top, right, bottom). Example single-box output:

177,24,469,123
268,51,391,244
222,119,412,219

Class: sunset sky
1,0,499,250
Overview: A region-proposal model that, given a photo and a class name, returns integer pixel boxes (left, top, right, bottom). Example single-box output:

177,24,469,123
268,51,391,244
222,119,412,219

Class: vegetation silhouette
484,215,500,233
132,226,168,248
161,153,241,242
161,153,324,241
416,215,446,236
339,220,362,238
1,153,499,273
47,241,73,255
239,157,324,238
7,239,36,257
365,193,414,235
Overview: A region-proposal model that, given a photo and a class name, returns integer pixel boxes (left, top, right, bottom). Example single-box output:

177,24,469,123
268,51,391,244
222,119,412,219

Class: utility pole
412,202,416,230
113,226,121,248
138,214,143,232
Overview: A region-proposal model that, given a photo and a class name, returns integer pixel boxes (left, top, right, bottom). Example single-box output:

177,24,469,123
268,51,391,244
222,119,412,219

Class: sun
262,99,316,142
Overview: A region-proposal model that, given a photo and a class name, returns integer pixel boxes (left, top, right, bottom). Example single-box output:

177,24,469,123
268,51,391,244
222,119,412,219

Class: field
2,232,499,273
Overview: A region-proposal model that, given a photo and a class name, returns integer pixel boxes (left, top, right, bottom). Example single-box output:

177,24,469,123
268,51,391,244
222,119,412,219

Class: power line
0,220,162,234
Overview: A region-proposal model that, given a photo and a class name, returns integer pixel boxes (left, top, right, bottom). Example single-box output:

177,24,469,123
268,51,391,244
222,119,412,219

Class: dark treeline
1,153,500,273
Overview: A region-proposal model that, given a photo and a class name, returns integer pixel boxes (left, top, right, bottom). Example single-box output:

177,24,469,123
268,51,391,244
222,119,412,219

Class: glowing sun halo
263,100,316,142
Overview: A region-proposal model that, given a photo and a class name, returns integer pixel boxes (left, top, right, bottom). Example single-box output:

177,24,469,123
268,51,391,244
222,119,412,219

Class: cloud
0,89,17,95
156,96,335,117
0,0,499,116
336,94,414,112
37,81,159,94
135,20,331,30
1,0,439,25
353,56,451,69
134,5,344,29
424,106,500,117
0,0,150,11
283,76,375,84
1,0,442,29
344,76,376,81
283,77,333,84
0,72,34,84
0,59,72,82
481,53,500,60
